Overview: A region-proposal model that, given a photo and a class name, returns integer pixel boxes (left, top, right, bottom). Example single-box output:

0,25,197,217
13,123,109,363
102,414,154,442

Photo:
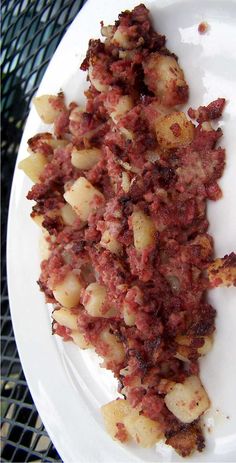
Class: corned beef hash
19,4,236,457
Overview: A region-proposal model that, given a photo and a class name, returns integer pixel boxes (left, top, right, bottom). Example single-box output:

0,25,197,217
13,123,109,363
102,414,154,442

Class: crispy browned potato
155,112,194,150
207,252,236,287
175,335,213,357
143,53,188,106
166,423,204,457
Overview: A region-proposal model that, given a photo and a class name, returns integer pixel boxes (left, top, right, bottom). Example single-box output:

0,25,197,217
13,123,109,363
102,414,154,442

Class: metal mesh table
1,1,86,460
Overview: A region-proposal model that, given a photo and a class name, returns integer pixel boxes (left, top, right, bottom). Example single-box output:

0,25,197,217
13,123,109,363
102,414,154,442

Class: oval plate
7,0,236,461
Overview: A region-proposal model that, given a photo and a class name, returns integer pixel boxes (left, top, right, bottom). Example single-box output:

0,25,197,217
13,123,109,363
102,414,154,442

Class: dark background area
1,1,86,460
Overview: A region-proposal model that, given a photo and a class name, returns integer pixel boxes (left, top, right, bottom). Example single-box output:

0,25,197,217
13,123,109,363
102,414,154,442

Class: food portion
19,3,236,458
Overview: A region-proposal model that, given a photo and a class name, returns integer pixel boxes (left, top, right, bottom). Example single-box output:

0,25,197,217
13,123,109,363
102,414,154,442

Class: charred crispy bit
188,98,226,123
187,303,216,336
37,278,55,302
165,422,205,457
80,39,106,71
207,252,236,287
28,132,54,156
42,215,64,235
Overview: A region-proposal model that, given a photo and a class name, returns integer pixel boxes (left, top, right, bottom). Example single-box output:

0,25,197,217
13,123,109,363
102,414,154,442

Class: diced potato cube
143,54,188,106
52,308,78,330
83,282,116,318
121,171,131,193
49,138,68,149
123,303,135,326
207,253,236,287
18,152,47,183
112,28,134,50
122,286,142,327
69,106,84,136
155,112,194,150
101,399,132,442
33,94,62,124
28,136,68,153
100,230,122,255
176,335,213,356
70,330,91,349
131,210,156,252
100,329,125,363
71,147,102,170
164,376,210,423
89,66,109,92
27,132,53,153
101,25,115,39
123,414,162,448
110,95,133,123
201,121,213,131
64,177,104,222
52,272,82,308
60,204,77,226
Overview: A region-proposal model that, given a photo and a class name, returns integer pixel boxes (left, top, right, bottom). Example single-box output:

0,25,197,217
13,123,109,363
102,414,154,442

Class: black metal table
1,1,86,460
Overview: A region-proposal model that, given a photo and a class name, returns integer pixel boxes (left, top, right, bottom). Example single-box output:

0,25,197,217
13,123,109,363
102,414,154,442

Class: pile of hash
19,4,236,457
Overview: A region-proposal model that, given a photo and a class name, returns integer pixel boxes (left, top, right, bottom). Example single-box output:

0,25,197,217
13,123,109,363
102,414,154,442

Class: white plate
7,0,236,461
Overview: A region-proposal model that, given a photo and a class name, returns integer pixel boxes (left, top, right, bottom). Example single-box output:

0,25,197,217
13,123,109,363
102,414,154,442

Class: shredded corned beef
22,3,236,458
